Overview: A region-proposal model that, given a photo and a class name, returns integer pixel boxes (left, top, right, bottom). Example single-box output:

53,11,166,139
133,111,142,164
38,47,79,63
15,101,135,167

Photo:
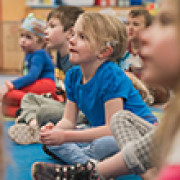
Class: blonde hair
79,12,128,61
0,115,4,180
153,0,180,170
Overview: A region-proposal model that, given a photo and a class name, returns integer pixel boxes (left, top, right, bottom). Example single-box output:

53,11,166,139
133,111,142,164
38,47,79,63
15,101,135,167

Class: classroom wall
0,0,3,70
0,0,26,73
2,0,26,21
0,1,138,73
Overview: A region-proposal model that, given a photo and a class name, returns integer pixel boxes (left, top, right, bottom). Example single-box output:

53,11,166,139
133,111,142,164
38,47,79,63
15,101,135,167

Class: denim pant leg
47,143,92,164
47,136,119,164
83,136,119,161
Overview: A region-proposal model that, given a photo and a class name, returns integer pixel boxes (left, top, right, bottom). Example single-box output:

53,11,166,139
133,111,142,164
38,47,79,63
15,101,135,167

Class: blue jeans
46,136,119,164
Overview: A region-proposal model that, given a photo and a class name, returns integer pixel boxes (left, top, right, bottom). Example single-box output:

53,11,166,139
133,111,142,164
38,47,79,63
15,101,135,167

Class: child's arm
12,53,46,89
63,98,123,142
40,99,79,145
55,100,79,129
40,98,123,145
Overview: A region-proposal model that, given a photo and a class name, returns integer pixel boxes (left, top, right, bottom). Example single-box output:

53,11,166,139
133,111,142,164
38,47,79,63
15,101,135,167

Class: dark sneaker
16,117,26,124
15,108,23,117
31,160,103,180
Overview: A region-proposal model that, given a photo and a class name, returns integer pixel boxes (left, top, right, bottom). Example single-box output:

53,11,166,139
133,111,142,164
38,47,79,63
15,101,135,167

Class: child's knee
110,110,130,128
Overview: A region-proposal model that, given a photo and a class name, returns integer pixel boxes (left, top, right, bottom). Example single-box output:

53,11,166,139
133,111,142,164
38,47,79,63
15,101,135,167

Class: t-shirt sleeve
65,68,76,102
12,54,44,89
100,65,133,103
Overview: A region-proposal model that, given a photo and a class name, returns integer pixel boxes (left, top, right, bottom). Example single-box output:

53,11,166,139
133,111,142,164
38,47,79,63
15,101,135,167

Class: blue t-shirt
12,49,55,89
65,61,157,127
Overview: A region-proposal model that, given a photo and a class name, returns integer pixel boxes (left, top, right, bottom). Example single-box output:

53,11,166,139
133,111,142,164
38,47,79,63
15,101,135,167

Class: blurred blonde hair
78,12,128,61
154,0,180,170
0,114,4,180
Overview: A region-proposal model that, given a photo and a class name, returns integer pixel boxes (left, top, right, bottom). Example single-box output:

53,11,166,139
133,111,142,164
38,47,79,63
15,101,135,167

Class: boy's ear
66,27,73,41
98,46,113,59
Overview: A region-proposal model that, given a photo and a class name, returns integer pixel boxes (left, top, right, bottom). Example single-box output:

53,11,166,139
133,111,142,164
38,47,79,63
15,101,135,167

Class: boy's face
45,18,67,50
126,15,146,42
19,30,41,53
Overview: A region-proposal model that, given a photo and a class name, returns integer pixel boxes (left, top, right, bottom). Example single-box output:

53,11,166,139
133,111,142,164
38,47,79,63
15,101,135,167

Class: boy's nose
129,25,133,30
20,38,25,43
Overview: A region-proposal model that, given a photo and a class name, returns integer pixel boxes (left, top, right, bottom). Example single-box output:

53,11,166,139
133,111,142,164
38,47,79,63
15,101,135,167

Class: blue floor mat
4,121,141,180
4,121,64,180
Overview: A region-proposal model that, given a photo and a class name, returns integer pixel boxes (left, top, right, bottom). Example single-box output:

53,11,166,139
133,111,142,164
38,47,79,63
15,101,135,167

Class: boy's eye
50,24,55,28
133,22,140,26
26,34,32,39
46,23,55,28
20,33,24,37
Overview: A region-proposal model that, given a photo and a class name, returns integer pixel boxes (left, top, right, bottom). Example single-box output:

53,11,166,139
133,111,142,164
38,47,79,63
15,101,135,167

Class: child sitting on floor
31,0,180,179
125,8,170,105
0,13,56,117
33,12,157,166
8,6,85,145
8,6,154,147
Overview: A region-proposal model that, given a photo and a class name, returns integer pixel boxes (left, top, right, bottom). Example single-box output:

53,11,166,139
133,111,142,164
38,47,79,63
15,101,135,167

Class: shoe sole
31,162,60,180
31,162,46,180
8,124,40,145
31,162,39,180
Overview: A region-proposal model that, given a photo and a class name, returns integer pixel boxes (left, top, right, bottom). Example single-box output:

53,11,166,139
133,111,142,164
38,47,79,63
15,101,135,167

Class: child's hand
0,84,8,102
5,80,14,91
41,122,55,132
40,127,65,146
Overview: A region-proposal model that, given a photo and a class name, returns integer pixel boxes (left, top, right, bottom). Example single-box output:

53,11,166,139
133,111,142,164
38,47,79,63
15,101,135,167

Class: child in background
0,13,56,117
116,8,152,72
8,6,85,145
8,6,153,146
32,12,157,168
125,8,152,73
114,9,154,105
121,8,170,105
32,0,180,179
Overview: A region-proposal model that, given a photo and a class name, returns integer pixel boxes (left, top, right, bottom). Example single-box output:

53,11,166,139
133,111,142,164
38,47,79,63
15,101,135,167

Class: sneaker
31,160,103,180
15,108,23,117
8,124,40,145
15,117,26,124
